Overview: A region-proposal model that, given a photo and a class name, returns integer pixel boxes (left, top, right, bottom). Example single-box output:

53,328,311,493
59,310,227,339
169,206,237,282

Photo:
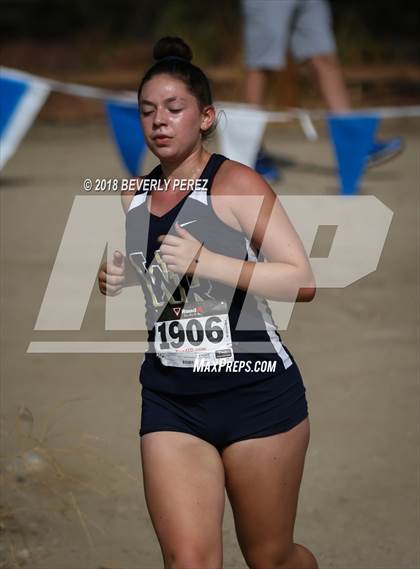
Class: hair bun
153,37,193,62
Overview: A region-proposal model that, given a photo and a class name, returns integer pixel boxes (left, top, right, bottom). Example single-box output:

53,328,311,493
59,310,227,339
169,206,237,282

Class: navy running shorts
139,363,308,452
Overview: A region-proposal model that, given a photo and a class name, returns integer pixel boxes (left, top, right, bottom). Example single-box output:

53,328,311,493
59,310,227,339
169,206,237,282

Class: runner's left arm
194,162,316,302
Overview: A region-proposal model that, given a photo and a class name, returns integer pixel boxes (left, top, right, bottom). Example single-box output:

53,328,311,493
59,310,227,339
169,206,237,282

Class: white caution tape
1,66,136,103
2,66,420,120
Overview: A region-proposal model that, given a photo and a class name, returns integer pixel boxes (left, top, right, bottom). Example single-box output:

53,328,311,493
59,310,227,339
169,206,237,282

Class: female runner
98,37,318,569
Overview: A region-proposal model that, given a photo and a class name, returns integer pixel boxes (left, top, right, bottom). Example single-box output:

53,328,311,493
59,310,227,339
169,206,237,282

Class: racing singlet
125,153,296,395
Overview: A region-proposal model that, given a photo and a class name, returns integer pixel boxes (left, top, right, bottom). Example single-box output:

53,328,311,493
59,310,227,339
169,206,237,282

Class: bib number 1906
156,316,224,350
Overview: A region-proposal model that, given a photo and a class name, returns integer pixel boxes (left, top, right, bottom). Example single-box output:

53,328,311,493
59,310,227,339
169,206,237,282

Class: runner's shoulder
216,158,275,198
121,175,144,214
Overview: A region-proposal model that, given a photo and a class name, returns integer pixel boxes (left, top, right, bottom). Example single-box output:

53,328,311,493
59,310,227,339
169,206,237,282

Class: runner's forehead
140,95,188,106
141,76,192,102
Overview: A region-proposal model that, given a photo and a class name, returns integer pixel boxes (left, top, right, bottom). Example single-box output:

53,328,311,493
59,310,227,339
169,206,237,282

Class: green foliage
2,0,418,65
152,0,240,65
332,1,420,63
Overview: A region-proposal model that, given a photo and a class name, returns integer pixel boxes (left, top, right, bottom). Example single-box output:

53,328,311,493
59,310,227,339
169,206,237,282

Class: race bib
154,300,234,368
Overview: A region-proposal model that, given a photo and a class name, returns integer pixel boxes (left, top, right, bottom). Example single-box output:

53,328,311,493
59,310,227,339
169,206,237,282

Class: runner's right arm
97,180,141,295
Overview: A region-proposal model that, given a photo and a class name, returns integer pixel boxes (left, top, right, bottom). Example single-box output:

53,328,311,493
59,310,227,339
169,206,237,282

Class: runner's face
140,74,204,160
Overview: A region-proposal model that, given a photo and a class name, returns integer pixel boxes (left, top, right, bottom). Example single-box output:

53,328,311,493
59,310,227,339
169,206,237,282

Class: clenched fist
98,250,125,296
157,221,206,276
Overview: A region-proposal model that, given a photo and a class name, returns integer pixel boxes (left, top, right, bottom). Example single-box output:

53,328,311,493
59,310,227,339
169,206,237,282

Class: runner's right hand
98,250,125,296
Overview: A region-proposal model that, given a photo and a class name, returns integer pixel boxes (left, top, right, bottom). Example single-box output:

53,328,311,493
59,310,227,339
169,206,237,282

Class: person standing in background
241,0,403,182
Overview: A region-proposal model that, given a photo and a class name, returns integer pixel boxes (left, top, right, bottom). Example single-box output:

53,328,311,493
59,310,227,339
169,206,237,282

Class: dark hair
137,37,216,139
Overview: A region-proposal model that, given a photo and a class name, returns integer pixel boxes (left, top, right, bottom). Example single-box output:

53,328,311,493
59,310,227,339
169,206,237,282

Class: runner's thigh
221,418,310,566
141,431,226,566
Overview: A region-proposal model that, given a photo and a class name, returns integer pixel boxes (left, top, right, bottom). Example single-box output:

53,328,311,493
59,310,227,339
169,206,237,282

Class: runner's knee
164,547,221,569
245,542,318,569
245,540,293,569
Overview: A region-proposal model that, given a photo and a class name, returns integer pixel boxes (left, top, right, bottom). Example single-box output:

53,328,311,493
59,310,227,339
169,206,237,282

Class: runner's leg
141,431,225,569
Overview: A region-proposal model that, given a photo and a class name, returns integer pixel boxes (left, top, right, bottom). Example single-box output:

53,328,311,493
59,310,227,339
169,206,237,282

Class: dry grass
0,401,137,568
